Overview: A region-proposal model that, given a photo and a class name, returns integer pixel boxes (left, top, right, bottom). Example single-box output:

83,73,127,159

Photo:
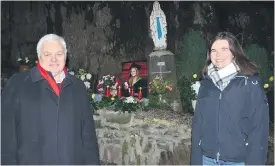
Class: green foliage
176,30,207,78
147,95,172,111
176,30,206,111
90,93,173,113
245,44,272,83
91,96,115,110
148,76,172,95
90,95,143,113
113,99,142,113
177,76,196,111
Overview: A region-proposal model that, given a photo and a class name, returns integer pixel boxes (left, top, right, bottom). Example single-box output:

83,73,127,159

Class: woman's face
110,89,117,96
210,39,234,69
130,68,137,77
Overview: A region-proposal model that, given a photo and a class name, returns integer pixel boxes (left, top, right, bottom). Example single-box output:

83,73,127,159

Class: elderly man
1,34,100,165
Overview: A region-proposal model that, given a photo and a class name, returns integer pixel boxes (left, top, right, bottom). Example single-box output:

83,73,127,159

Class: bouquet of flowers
148,75,172,95
68,68,93,90
113,96,141,113
96,74,120,94
90,93,141,112
17,56,37,67
17,57,30,65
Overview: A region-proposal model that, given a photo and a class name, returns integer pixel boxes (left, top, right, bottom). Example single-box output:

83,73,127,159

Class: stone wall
94,109,274,165
94,109,193,165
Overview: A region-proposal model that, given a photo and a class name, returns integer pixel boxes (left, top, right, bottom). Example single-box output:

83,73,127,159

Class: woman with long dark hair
191,32,269,165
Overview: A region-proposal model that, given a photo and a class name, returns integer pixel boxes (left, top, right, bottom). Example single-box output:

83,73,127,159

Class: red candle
138,87,142,100
105,85,110,97
117,86,121,98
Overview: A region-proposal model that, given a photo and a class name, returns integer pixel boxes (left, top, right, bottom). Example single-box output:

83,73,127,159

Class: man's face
210,39,234,69
39,40,66,76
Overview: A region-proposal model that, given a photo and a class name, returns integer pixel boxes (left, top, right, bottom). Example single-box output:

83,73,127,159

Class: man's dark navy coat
1,67,100,165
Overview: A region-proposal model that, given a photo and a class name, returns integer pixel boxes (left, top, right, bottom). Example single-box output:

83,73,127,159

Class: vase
19,65,30,72
191,81,201,111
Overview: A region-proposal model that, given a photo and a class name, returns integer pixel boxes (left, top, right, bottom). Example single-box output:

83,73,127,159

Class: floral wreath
96,74,120,94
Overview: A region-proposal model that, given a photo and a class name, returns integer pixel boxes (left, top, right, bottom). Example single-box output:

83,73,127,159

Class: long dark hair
201,32,259,78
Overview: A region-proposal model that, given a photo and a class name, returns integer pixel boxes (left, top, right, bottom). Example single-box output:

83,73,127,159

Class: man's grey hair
36,34,67,57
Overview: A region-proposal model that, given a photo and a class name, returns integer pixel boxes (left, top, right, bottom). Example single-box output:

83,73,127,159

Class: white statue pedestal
148,50,183,112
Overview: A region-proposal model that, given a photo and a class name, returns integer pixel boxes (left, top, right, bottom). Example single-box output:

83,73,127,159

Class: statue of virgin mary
149,1,167,51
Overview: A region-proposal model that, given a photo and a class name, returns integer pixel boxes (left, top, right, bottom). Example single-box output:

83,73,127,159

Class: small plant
17,56,37,67
148,75,172,95
177,75,196,111
113,96,141,113
68,68,93,90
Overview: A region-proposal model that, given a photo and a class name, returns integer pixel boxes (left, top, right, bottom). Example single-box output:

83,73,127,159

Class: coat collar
30,66,76,85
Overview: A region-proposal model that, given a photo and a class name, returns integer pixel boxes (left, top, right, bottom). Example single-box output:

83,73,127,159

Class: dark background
1,1,274,120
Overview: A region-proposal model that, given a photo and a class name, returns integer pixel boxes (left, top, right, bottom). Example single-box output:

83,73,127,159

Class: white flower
17,58,22,61
191,81,201,95
80,75,85,81
69,71,75,75
86,73,92,80
98,88,104,92
84,81,91,89
98,80,104,84
124,96,136,103
111,82,118,89
25,57,29,63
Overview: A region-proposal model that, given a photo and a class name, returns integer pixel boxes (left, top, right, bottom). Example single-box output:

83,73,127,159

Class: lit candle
117,86,121,98
105,85,110,97
138,87,142,100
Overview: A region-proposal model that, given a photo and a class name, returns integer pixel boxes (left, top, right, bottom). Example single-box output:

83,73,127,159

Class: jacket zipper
213,76,247,163
217,92,222,163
